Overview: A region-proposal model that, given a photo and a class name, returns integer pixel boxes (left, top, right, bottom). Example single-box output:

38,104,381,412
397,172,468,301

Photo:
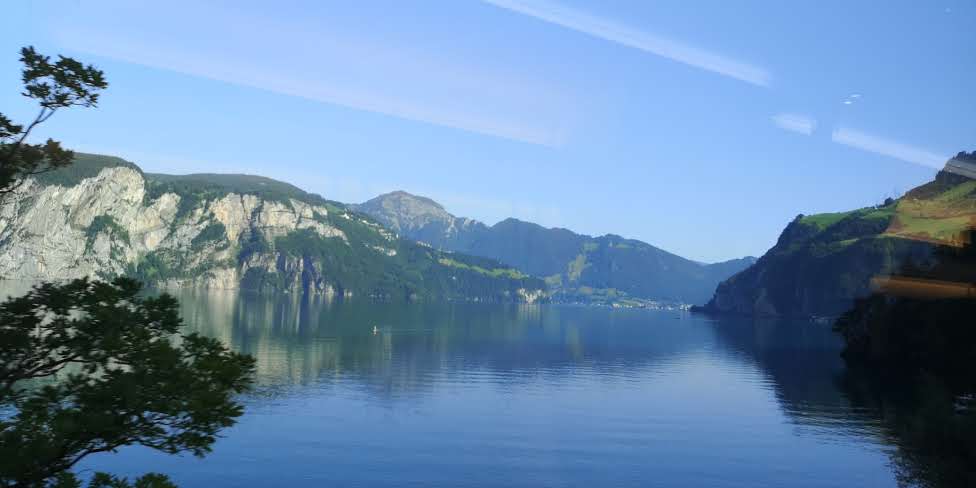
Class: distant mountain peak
356,189,756,305
379,190,447,210
354,191,458,234
3,153,544,302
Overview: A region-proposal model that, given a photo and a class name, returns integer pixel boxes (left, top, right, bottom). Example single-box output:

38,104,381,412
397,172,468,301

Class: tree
0,47,256,487
0,46,107,197
0,278,256,488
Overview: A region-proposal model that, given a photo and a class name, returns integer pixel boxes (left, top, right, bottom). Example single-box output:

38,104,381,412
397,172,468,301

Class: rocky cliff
0,154,546,302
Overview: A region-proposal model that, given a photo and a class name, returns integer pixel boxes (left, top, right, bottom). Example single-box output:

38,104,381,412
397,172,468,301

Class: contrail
481,0,771,87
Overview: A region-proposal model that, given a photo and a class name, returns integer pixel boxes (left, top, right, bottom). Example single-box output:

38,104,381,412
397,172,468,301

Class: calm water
78,290,900,487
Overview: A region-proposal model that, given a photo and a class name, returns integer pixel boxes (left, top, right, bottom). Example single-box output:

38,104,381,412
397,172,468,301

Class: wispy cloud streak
772,113,816,135
52,1,572,147
481,0,771,86
831,127,948,169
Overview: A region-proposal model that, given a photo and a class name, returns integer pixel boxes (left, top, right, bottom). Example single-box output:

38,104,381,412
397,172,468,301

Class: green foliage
237,230,270,264
566,253,588,282
85,215,129,251
0,47,107,198
50,472,176,488
263,227,544,301
437,257,527,279
126,249,233,286
318,208,387,247
704,199,928,316
33,153,141,188
16,152,544,302
125,251,171,283
799,205,895,231
239,268,281,291
0,278,255,487
191,222,227,248
145,173,329,209
272,228,403,295
358,195,754,305
274,228,342,257
704,165,976,317
799,211,855,229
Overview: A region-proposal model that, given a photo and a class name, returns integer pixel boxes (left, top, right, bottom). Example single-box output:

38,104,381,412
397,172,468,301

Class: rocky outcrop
0,165,352,292
0,156,547,303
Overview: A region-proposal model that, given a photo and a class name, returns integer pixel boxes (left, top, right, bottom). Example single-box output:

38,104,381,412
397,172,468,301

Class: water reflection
707,317,885,437
66,288,907,487
172,289,717,397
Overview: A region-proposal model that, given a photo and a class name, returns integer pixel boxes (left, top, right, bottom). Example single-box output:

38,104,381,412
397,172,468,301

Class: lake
78,289,901,487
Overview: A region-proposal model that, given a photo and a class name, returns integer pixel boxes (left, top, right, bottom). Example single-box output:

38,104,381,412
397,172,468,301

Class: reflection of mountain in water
172,289,719,398
173,289,887,438
0,280,898,452
11,283,900,486
709,313,975,487
705,317,887,441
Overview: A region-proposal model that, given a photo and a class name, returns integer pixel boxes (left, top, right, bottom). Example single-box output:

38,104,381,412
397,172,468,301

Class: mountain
353,190,488,251
0,154,545,302
699,152,976,318
354,191,755,305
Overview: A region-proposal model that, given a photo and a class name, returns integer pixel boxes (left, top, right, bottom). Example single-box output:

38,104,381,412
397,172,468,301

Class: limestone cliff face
0,158,546,303
0,166,354,292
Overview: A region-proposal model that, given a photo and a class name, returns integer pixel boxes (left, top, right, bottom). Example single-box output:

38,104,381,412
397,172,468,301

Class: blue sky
2,0,973,262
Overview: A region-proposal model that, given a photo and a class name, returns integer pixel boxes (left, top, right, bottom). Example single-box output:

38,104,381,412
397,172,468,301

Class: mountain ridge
355,190,756,306
698,152,976,318
0,153,546,303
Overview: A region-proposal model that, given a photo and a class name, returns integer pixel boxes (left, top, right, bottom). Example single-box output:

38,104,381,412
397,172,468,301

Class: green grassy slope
701,156,976,317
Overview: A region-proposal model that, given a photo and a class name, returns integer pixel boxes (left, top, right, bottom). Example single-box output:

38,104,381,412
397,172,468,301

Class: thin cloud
51,1,572,147
481,0,771,86
842,93,861,106
831,127,948,169
772,113,816,135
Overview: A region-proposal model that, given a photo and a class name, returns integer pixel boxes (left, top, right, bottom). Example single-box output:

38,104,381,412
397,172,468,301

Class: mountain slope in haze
355,191,756,305
699,152,976,318
0,154,545,302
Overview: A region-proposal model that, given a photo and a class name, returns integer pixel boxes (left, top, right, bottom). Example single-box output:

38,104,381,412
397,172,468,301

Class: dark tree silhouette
0,48,256,488
0,279,255,487
0,46,107,197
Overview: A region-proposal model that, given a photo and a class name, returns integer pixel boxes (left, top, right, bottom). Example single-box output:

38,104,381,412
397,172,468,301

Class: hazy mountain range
354,191,756,305
4,150,968,315
0,153,758,306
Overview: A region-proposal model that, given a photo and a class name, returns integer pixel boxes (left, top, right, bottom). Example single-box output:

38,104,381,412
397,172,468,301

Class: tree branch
1,107,53,167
